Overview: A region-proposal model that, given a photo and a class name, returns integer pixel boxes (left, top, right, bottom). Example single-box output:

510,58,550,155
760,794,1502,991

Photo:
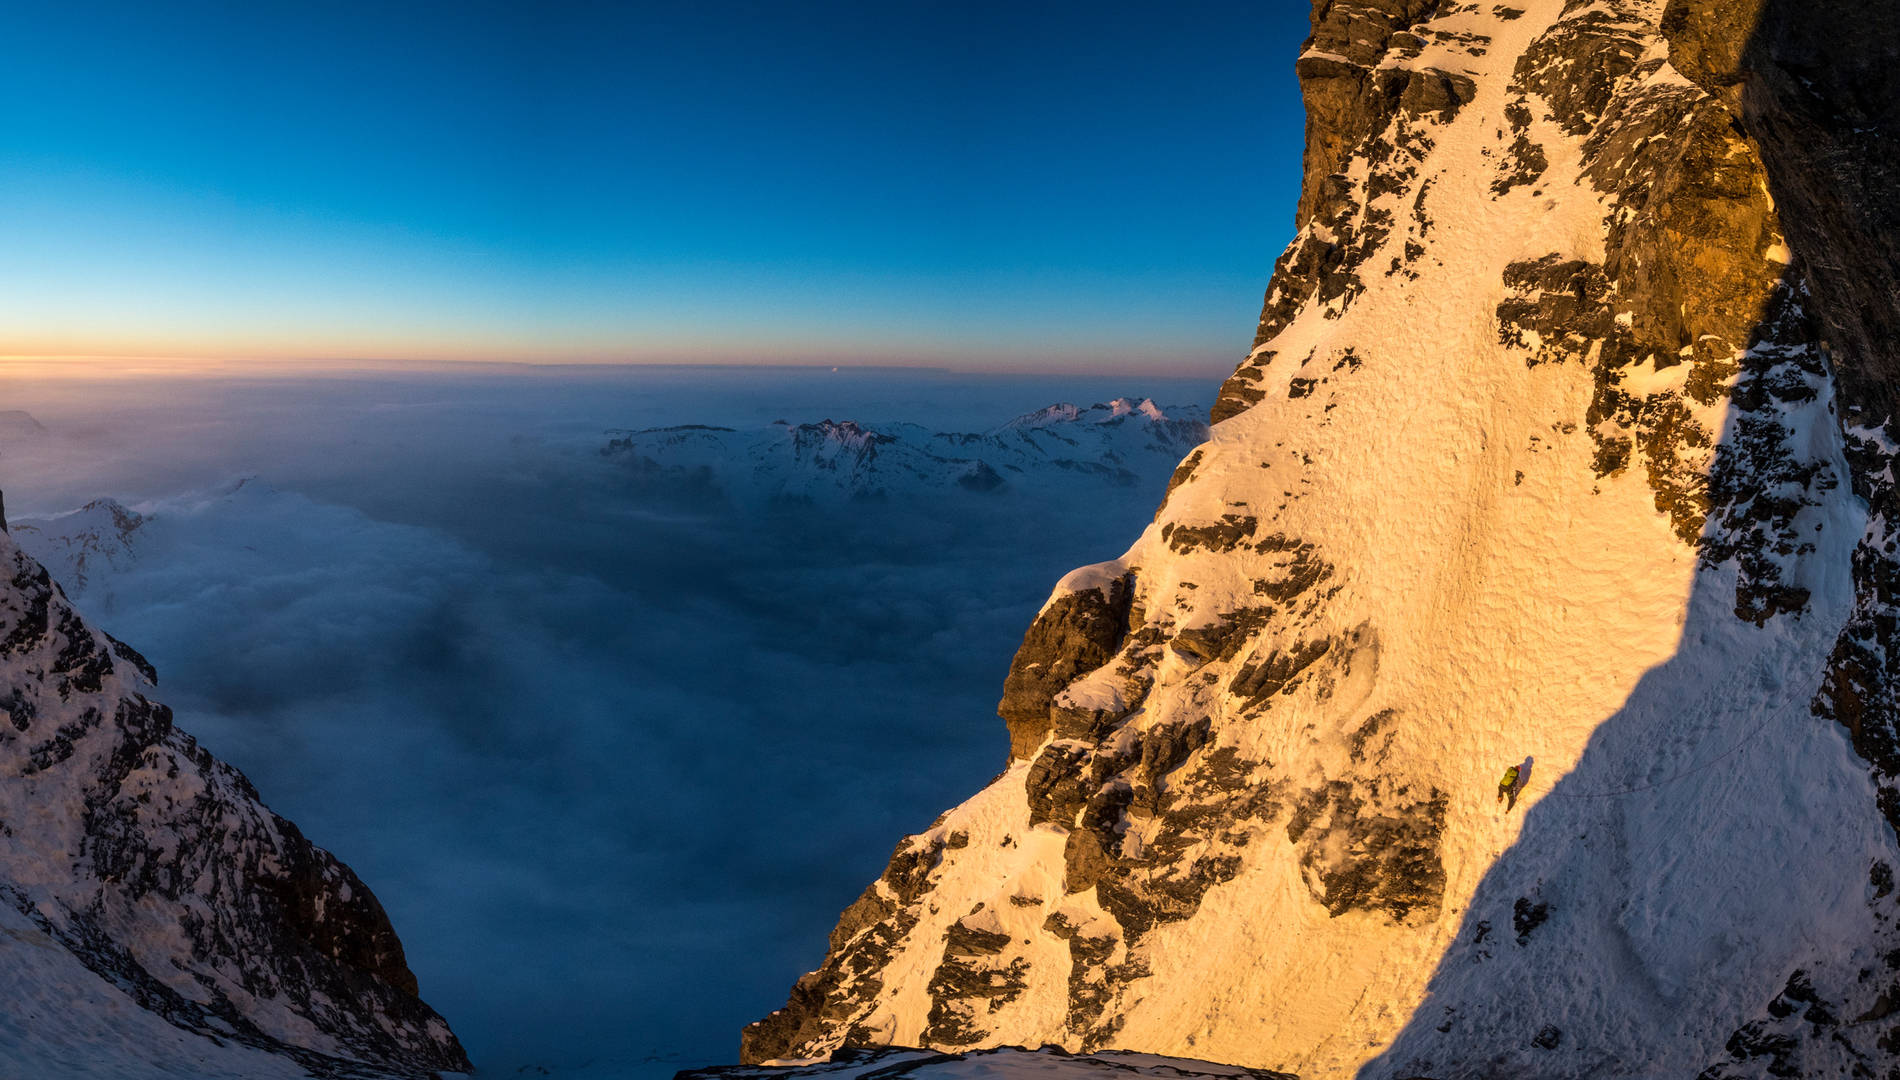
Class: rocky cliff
745,1,1900,1076
0,499,467,1076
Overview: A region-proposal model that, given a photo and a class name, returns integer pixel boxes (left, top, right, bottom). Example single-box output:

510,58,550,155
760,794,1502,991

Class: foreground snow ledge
681,1045,1295,1080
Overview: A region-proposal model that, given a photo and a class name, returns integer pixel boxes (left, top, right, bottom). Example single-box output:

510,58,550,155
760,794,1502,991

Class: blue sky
3,1,1311,371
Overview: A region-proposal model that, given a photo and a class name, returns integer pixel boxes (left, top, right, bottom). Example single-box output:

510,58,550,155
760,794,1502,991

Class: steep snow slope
599,400,1207,503
744,1,1900,1077
0,507,468,1077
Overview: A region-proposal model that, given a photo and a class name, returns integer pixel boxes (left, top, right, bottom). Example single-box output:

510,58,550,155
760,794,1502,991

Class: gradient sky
3,1,1312,371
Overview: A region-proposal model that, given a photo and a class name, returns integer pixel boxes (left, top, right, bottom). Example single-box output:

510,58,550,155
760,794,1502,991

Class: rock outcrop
0,507,467,1076
746,1,1900,1077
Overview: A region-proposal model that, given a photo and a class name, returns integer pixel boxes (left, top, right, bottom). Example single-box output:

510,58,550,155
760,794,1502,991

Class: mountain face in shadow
0,508,468,1077
741,1,1900,1077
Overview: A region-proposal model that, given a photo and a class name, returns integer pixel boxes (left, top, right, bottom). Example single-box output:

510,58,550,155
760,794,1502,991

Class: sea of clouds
0,366,1215,1079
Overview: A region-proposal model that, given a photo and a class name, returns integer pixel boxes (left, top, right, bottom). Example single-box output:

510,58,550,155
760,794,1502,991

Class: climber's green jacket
1498,765,1520,797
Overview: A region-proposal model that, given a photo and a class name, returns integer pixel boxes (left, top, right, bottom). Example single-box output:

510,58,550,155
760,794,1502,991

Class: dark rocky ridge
0,502,467,1077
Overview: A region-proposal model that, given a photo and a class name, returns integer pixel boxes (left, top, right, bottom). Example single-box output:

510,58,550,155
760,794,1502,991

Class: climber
1498,764,1522,811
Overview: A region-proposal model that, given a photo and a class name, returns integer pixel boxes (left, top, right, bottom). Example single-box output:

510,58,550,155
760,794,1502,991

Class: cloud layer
2,368,1213,1075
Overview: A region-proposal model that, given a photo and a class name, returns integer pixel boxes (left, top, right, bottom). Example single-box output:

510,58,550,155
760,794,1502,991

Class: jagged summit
11,497,147,595
743,1,1900,1077
0,491,467,1077
11,478,287,604
600,401,1208,504
1000,399,1174,431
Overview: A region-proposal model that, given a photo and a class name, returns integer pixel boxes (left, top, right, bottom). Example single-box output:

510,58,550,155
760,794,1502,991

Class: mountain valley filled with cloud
0,367,1213,1078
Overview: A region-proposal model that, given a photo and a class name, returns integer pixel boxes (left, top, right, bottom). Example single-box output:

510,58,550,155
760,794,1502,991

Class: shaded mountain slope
0,502,467,1077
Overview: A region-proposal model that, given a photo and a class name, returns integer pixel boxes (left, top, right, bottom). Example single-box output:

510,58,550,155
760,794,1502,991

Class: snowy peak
778,418,902,474
783,417,892,449
1000,398,1173,431
601,401,1208,504
11,498,147,594
12,479,285,602
744,2,1900,1078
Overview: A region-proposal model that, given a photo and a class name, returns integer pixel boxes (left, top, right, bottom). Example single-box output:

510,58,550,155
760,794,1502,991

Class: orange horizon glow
0,346,1237,381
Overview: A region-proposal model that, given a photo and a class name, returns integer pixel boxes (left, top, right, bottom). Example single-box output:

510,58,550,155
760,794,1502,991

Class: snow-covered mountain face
599,399,1207,504
0,507,467,1076
744,2,1900,1077
11,496,147,595
8,480,281,612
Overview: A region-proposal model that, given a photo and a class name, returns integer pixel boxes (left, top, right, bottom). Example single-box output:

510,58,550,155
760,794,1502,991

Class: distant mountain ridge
600,398,1207,503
